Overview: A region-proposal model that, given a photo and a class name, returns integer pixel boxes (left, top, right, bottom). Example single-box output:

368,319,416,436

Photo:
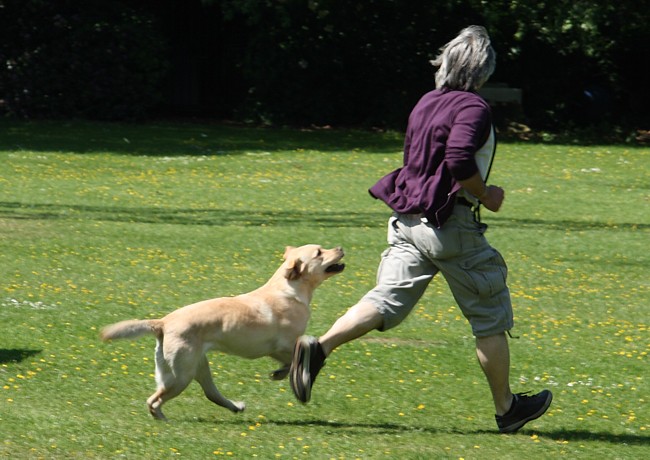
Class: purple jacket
369,89,493,228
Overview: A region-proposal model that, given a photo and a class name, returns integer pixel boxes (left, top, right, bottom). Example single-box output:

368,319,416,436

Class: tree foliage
479,0,650,127
219,0,648,128
221,0,486,127
1,0,647,129
0,0,167,120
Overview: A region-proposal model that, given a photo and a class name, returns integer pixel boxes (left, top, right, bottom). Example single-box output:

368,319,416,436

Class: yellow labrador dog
100,244,344,420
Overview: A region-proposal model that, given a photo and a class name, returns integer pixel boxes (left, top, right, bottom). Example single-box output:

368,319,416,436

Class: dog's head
283,244,345,283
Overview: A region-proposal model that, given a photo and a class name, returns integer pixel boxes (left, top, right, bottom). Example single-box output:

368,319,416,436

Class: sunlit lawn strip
0,120,648,458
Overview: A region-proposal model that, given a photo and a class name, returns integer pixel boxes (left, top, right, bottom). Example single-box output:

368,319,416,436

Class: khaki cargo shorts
361,205,514,337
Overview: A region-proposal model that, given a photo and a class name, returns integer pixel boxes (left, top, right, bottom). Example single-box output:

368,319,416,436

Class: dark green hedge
221,0,649,129
1,0,647,130
0,0,168,120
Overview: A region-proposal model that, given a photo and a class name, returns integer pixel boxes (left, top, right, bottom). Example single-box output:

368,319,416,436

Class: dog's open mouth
325,263,345,273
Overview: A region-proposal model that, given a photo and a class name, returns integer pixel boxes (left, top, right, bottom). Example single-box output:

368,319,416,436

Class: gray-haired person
290,25,552,433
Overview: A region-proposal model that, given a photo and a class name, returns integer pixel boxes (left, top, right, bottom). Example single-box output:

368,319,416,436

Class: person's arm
458,172,504,212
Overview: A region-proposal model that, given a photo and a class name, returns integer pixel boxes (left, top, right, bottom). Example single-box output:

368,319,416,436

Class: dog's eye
316,249,322,257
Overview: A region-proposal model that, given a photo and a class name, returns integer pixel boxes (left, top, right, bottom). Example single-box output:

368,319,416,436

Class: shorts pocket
386,215,401,245
461,249,508,299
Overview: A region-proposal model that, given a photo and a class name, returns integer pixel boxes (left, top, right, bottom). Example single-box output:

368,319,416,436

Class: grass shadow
190,417,650,445
260,418,412,435
490,216,650,231
0,349,42,364
531,428,650,445
190,416,429,435
0,120,405,156
1,201,648,231
0,201,386,228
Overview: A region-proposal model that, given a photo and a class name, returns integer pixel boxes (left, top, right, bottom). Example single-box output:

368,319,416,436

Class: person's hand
480,185,505,212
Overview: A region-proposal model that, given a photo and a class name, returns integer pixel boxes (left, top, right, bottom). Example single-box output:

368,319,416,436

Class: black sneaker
495,390,553,433
289,336,326,403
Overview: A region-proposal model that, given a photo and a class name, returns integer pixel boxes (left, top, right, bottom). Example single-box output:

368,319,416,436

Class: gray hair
431,25,496,91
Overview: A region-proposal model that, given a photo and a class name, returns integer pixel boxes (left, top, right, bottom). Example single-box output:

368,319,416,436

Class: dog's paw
230,401,246,413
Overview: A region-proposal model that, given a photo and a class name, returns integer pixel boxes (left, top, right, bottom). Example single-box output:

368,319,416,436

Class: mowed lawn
0,120,648,459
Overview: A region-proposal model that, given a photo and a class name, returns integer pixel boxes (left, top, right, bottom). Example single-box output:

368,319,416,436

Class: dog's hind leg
146,374,193,420
146,337,193,420
147,387,169,421
195,356,245,413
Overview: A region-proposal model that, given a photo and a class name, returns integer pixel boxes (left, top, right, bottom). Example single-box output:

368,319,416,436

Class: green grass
1,120,648,459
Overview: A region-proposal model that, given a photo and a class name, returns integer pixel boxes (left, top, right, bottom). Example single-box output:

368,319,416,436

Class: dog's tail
100,319,163,342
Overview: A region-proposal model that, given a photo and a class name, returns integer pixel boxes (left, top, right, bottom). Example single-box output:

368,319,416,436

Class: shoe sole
290,336,314,403
500,391,553,433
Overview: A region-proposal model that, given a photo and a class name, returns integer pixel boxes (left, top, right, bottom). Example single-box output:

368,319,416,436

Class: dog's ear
283,246,304,280
284,256,303,281
283,246,296,260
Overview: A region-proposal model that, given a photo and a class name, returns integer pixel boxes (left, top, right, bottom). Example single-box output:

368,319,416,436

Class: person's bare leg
476,333,514,415
319,301,383,356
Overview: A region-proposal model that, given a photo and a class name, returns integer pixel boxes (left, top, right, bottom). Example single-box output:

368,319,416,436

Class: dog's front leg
270,364,290,380
195,356,245,413
269,351,292,380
